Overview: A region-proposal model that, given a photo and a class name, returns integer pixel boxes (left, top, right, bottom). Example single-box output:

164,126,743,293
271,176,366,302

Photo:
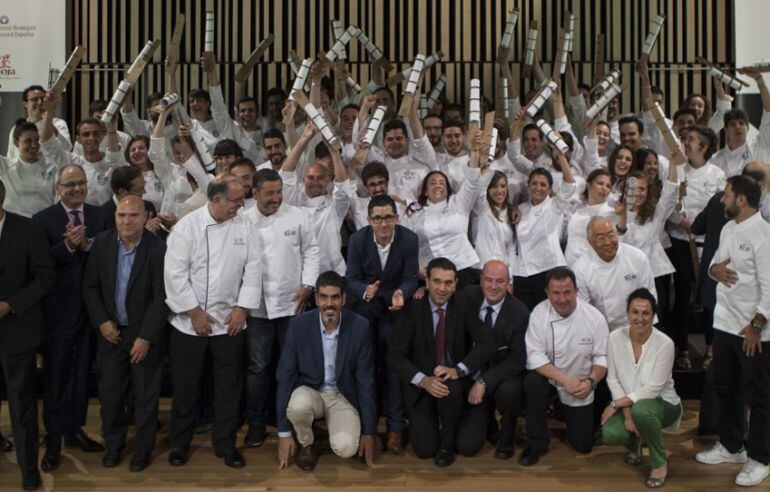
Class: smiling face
56,166,88,209
368,204,397,244
423,116,443,146
613,148,634,179
546,276,578,317
129,139,149,166
480,260,509,305
441,126,465,156
586,173,612,204
726,118,749,147
528,173,551,205
631,176,649,210
588,218,619,262
304,163,331,198
427,267,457,306
619,122,642,150
596,123,611,152
522,128,544,159
264,137,286,167
686,95,706,120
341,107,358,141
76,122,104,156
255,178,283,216
425,173,448,204
384,128,409,159
488,174,508,207
15,129,40,162
316,284,345,327
627,298,654,336
237,100,258,130
642,153,659,178
23,89,46,119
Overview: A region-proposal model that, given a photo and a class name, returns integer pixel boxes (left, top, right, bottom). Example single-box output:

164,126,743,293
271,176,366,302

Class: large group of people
1,32,770,492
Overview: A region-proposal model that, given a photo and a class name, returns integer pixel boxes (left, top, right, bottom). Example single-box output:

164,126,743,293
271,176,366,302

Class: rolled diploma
642,15,665,55
332,20,346,60
586,83,622,119
404,55,426,95
357,32,383,60
160,93,180,108
565,30,574,53
596,69,621,93
709,67,745,91
524,28,538,65
469,79,481,124
654,102,681,148
345,77,362,92
304,103,338,146
559,37,570,74
362,106,387,146
500,9,518,49
428,75,447,107
419,97,429,119
502,78,510,119
488,127,499,162
288,58,310,92
526,80,558,118
102,80,132,123
204,12,215,52
537,119,569,154
289,59,311,100
127,41,154,76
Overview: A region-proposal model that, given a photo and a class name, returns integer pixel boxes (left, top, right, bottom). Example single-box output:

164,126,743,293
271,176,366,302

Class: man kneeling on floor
276,271,377,471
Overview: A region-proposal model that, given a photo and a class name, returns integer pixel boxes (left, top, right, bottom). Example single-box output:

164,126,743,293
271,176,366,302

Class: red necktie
435,307,446,366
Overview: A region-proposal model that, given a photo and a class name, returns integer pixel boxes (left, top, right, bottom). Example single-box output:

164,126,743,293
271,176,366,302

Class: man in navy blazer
33,165,108,471
276,271,376,472
345,194,417,454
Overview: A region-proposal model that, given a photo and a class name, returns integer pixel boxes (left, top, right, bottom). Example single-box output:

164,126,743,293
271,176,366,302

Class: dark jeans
169,329,245,454
96,333,162,458
43,319,92,438
524,371,594,454
245,316,292,430
0,346,39,482
713,330,770,464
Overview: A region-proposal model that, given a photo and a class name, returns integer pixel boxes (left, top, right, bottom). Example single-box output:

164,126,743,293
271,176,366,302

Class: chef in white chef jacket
573,216,657,332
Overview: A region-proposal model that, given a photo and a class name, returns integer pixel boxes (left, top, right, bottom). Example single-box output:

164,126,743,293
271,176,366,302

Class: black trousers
713,330,770,465
513,271,549,312
524,371,594,454
667,239,696,353
0,346,39,482
654,274,671,329
407,379,464,458
43,318,92,439
96,333,162,458
456,376,523,456
169,329,246,454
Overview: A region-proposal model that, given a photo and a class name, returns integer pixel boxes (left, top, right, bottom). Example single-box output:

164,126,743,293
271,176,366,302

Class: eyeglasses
223,195,245,205
58,180,87,189
369,215,396,224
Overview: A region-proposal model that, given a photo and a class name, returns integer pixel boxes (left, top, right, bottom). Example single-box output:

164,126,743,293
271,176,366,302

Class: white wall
735,0,770,94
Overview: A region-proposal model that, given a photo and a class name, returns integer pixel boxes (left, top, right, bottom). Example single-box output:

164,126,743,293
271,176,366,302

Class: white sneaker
695,442,747,465
736,458,770,486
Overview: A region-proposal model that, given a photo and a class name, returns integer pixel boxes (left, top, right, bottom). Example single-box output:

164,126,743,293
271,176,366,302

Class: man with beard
347,162,402,230
276,271,376,471
5,85,71,161
696,175,770,487
422,114,444,153
264,87,288,131
241,168,319,448
228,158,257,211
257,129,288,172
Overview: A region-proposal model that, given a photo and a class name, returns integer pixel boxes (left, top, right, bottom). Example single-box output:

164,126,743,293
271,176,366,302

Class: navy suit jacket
33,202,108,331
276,309,377,436
345,224,418,314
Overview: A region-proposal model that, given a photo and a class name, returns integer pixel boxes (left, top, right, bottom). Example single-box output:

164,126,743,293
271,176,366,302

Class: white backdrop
735,0,769,95
0,0,66,92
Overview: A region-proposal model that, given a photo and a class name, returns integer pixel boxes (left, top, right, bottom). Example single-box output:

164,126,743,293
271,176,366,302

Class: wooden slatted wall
66,0,734,125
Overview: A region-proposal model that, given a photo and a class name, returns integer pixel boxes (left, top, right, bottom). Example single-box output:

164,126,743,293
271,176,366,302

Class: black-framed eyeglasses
368,215,396,224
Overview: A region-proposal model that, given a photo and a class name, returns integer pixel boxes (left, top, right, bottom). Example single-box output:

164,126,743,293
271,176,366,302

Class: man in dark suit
458,260,529,459
388,257,496,467
100,166,160,232
345,194,418,454
276,271,376,471
83,196,168,472
0,178,56,491
33,165,108,472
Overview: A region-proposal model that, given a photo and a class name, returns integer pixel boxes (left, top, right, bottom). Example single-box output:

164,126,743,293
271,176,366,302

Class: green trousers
602,397,682,469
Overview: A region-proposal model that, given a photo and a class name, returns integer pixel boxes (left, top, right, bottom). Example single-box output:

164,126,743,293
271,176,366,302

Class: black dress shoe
22,474,42,491
495,444,515,460
244,426,267,448
518,446,544,467
41,447,61,473
129,455,151,472
102,450,122,468
216,449,246,469
65,429,104,453
434,446,455,468
0,431,14,452
168,446,190,467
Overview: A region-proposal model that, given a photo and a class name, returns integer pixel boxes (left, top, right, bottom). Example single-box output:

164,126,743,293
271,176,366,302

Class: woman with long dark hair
472,171,518,278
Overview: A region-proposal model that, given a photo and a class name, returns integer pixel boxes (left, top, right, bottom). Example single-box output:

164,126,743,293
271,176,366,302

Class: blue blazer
276,309,377,436
33,202,108,331
345,224,418,312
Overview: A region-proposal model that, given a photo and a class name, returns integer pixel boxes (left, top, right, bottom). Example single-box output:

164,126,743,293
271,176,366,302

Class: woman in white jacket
472,171,517,279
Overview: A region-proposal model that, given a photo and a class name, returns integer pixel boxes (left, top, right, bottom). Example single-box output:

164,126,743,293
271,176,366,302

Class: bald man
83,196,168,471
459,261,530,459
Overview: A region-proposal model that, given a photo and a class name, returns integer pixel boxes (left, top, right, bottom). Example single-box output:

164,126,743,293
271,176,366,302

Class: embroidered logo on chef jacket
97,175,109,185
283,229,297,237
578,337,593,345
624,273,638,281
41,169,54,181
154,181,163,192
739,243,750,252
233,237,246,246
401,169,418,181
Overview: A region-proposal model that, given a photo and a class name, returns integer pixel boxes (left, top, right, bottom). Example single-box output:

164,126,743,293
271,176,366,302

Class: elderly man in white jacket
242,167,320,449
573,216,657,332
164,174,262,470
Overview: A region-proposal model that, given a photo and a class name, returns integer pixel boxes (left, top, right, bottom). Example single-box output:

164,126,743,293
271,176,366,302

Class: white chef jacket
209,85,267,163
574,243,657,332
40,136,125,206
513,180,577,277
668,162,726,242
710,111,770,177
404,171,490,270
711,212,770,341
73,129,131,156
471,202,517,277
244,203,320,319
607,327,681,427
565,201,616,266
6,117,71,161
505,138,554,177
621,179,679,277
148,136,211,216
164,204,263,336
0,155,59,217
489,154,527,204
525,298,609,407
363,135,436,205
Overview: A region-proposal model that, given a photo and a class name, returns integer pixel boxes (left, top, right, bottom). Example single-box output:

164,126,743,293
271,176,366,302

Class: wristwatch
610,400,617,409
454,365,468,378
477,377,487,387
302,284,315,293
751,320,765,335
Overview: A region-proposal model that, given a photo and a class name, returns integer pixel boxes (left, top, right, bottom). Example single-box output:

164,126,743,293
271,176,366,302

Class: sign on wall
0,1,66,92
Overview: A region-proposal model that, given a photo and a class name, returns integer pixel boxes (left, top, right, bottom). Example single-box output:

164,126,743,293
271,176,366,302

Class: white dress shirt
606,327,681,430
243,203,320,319
525,298,609,406
710,212,770,340
164,205,263,336
574,243,657,332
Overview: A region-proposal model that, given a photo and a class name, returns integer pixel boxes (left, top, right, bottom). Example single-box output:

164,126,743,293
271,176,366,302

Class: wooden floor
0,399,754,491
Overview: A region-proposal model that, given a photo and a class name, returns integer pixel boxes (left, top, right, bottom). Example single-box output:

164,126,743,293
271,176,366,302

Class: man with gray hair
164,173,263,469
573,216,656,332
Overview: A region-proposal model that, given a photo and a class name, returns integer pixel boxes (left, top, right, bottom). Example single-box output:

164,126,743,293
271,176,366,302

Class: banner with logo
0,1,66,92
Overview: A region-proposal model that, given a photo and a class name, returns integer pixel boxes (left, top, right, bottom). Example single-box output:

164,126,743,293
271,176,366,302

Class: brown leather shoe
385,432,403,455
295,445,316,471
